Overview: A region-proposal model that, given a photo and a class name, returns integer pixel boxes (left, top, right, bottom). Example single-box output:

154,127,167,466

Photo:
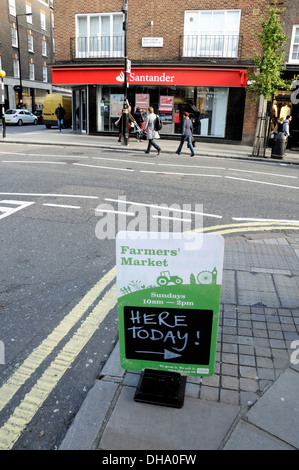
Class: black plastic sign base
134,369,187,408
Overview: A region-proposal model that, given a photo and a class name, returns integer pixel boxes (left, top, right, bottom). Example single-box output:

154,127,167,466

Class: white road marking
95,208,135,216
152,214,192,222
0,192,99,199
158,163,225,170
225,176,299,190
0,152,88,159
92,156,155,165
229,168,297,179
73,163,134,172
0,152,26,155
2,161,67,165
27,154,89,159
43,203,81,209
104,198,222,219
232,217,299,223
140,170,222,177
0,200,35,219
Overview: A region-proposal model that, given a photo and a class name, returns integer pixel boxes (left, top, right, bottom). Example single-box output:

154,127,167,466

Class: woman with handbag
175,112,195,157
142,106,161,155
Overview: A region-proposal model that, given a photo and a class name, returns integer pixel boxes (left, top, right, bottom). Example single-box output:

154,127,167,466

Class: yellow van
42,93,72,129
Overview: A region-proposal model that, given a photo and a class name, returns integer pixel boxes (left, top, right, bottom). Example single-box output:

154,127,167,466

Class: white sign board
116,231,224,376
142,37,163,48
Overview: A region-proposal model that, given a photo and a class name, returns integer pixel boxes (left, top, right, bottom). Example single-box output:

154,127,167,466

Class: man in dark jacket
175,112,195,157
55,103,66,132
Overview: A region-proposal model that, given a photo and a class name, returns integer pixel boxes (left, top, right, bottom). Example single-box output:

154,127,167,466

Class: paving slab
223,420,294,450
99,386,240,450
246,368,299,449
59,381,119,450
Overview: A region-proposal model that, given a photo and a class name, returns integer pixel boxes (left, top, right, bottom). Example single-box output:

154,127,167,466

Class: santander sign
116,70,175,84
51,67,247,88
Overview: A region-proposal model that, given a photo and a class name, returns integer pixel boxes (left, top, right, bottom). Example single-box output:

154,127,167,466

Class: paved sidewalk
1,127,299,164
60,232,299,451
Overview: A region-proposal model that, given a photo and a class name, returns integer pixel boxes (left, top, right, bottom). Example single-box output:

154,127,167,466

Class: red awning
52,66,247,88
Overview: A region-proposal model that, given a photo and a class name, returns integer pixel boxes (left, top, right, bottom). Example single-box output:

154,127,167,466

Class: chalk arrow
135,349,182,360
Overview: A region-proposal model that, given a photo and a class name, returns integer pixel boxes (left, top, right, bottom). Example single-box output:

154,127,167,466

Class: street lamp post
121,0,129,146
16,13,33,107
0,70,6,138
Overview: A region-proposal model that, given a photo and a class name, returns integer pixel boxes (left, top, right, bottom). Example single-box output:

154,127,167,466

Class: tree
246,0,290,157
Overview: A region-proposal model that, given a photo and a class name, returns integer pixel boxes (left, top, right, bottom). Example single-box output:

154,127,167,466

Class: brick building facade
51,0,291,145
0,0,55,113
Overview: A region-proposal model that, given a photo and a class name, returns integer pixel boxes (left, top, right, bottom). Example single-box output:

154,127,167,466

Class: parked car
4,109,38,126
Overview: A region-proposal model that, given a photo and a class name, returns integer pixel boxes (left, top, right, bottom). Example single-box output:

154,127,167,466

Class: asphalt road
0,129,298,449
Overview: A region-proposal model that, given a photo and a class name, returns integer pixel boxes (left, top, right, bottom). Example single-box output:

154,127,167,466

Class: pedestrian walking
283,115,292,148
133,107,144,141
117,106,136,142
142,107,161,155
55,103,66,132
176,112,195,157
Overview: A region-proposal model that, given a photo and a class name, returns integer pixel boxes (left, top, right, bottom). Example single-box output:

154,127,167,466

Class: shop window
289,25,299,64
174,87,228,137
75,13,124,59
183,10,241,58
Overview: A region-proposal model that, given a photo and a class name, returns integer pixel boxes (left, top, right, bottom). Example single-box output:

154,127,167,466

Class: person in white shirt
283,115,292,148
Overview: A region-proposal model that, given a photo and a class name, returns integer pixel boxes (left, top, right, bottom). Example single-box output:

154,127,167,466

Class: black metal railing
70,35,124,60
181,35,241,59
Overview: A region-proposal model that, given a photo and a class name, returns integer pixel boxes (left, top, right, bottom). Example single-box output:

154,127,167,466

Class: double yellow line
0,267,117,450
191,220,299,235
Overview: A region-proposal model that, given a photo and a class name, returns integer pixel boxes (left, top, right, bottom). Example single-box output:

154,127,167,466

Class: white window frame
29,62,35,80
11,26,18,47
8,0,16,16
183,9,241,58
13,59,20,78
42,65,48,82
75,12,124,59
42,39,47,56
289,25,299,64
26,4,33,24
28,34,34,52
40,12,46,30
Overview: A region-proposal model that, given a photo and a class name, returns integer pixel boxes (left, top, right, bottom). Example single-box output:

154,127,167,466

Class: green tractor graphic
156,271,183,286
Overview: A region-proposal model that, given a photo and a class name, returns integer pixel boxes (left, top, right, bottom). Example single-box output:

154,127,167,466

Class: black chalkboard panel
124,306,213,366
